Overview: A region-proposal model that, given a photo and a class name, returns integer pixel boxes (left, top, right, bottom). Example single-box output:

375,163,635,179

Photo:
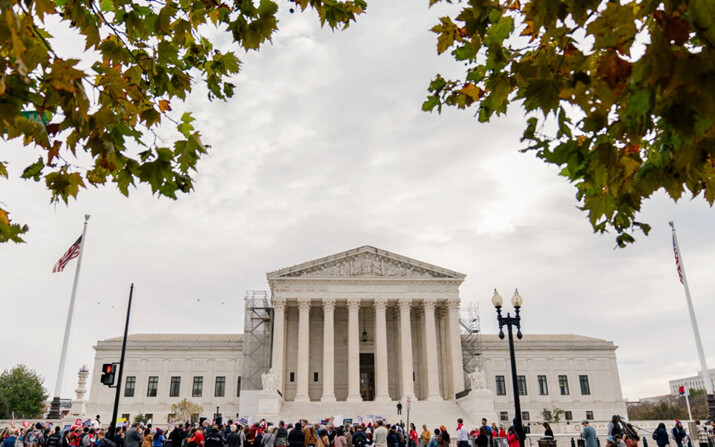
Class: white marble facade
267,246,466,403
85,246,629,425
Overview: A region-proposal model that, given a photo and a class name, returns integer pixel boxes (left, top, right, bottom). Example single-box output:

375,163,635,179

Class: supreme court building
86,246,627,427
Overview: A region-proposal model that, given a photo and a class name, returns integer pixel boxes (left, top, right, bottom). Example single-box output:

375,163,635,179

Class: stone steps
272,400,482,430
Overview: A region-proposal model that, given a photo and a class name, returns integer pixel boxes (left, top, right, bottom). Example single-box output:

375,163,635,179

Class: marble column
321,298,336,402
398,298,415,400
446,298,465,398
422,298,442,400
271,297,287,392
295,298,311,402
346,298,362,402
374,297,390,402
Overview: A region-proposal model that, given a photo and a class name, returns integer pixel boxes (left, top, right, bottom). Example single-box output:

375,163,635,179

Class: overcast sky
1,1,713,404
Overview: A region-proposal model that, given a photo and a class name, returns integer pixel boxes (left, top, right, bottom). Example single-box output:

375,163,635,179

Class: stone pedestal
257,390,283,419
68,365,89,418
456,389,497,423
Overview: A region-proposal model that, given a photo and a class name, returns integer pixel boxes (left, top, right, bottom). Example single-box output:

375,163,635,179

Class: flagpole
684,386,692,421
48,214,90,420
670,221,715,419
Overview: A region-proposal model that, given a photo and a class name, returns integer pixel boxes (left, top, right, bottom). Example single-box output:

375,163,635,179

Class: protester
476,428,489,447
608,417,623,438
581,420,598,447
543,423,553,440
373,422,387,447
419,427,430,447
288,423,304,447
671,421,686,447
695,421,708,447
334,428,347,447
654,423,669,447
2,429,18,447
436,427,449,447
505,428,519,447
98,431,116,447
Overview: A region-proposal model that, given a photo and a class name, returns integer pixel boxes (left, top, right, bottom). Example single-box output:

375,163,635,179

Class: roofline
267,245,466,280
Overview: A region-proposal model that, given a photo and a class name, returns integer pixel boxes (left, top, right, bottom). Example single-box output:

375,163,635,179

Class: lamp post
492,289,525,447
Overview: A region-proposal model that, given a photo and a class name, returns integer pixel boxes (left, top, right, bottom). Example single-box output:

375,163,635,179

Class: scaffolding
241,290,273,390
460,301,483,390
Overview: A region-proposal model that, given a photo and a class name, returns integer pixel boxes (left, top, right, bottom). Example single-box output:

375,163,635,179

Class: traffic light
101,363,116,386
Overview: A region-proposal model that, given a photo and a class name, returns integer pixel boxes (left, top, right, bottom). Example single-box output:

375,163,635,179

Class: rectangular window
121,413,130,421
496,375,507,395
314,372,319,382
499,412,509,422
170,377,181,397
124,376,136,397
564,411,573,421
147,376,158,397
215,376,226,397
517,375,527,395
579,375,591,395
167,413,176,423
538,375,548,395
237,377,242,397
559,375,570,395
290,372,295,382
522,412,530,421
145,414,153,423
192,376,203,397
586,411,594,420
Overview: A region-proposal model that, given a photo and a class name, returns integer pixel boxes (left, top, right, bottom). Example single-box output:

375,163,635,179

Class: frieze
281,252,452,278
272,279,459,294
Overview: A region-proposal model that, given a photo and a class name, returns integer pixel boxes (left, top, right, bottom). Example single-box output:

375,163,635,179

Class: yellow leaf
159,99,172,113
460,83,483,101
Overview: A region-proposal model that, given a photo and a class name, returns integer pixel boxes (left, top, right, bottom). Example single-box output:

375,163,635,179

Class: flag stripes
52,235,83,273
672,233,684,284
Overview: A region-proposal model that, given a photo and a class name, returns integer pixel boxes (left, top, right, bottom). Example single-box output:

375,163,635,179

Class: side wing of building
87,334,242,424
481,334,627,425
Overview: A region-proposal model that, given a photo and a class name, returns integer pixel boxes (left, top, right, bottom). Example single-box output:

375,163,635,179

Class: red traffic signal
101,363,116,386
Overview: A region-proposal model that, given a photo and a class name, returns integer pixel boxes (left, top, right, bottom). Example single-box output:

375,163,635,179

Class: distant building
669,369,715,394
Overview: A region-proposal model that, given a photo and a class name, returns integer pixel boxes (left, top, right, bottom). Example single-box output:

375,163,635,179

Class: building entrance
360,353,375,401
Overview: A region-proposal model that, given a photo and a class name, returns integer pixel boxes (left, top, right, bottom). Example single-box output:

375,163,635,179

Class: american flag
672,233,684,284
52,235,82,273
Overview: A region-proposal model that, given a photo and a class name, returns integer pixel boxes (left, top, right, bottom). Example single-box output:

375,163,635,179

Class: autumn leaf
158,99,172,113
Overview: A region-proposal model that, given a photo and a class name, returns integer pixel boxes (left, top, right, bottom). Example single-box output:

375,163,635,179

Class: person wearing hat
671,421,686,447
152,429,165,447
581,421,598,447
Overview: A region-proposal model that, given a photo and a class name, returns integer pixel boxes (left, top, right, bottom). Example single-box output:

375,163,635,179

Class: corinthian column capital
297,298,311,312
422,297,437,312
322,297,336,312
347,298,361,312
273,297,286,311
373,297,388,311
398,297,412,312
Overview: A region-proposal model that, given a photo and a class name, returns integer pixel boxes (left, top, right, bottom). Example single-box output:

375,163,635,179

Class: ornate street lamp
492,289,524,447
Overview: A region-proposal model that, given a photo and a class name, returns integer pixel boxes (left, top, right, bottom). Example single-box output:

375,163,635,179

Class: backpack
353,435,366,447
428,440,437,447
651,430,657,441
15,439,24,447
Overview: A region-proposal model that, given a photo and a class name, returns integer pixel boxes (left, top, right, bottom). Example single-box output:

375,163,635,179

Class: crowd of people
2,415,714,447
0,417,527,447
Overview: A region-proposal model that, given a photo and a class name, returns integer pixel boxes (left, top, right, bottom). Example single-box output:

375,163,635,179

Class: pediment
267,246,465,280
